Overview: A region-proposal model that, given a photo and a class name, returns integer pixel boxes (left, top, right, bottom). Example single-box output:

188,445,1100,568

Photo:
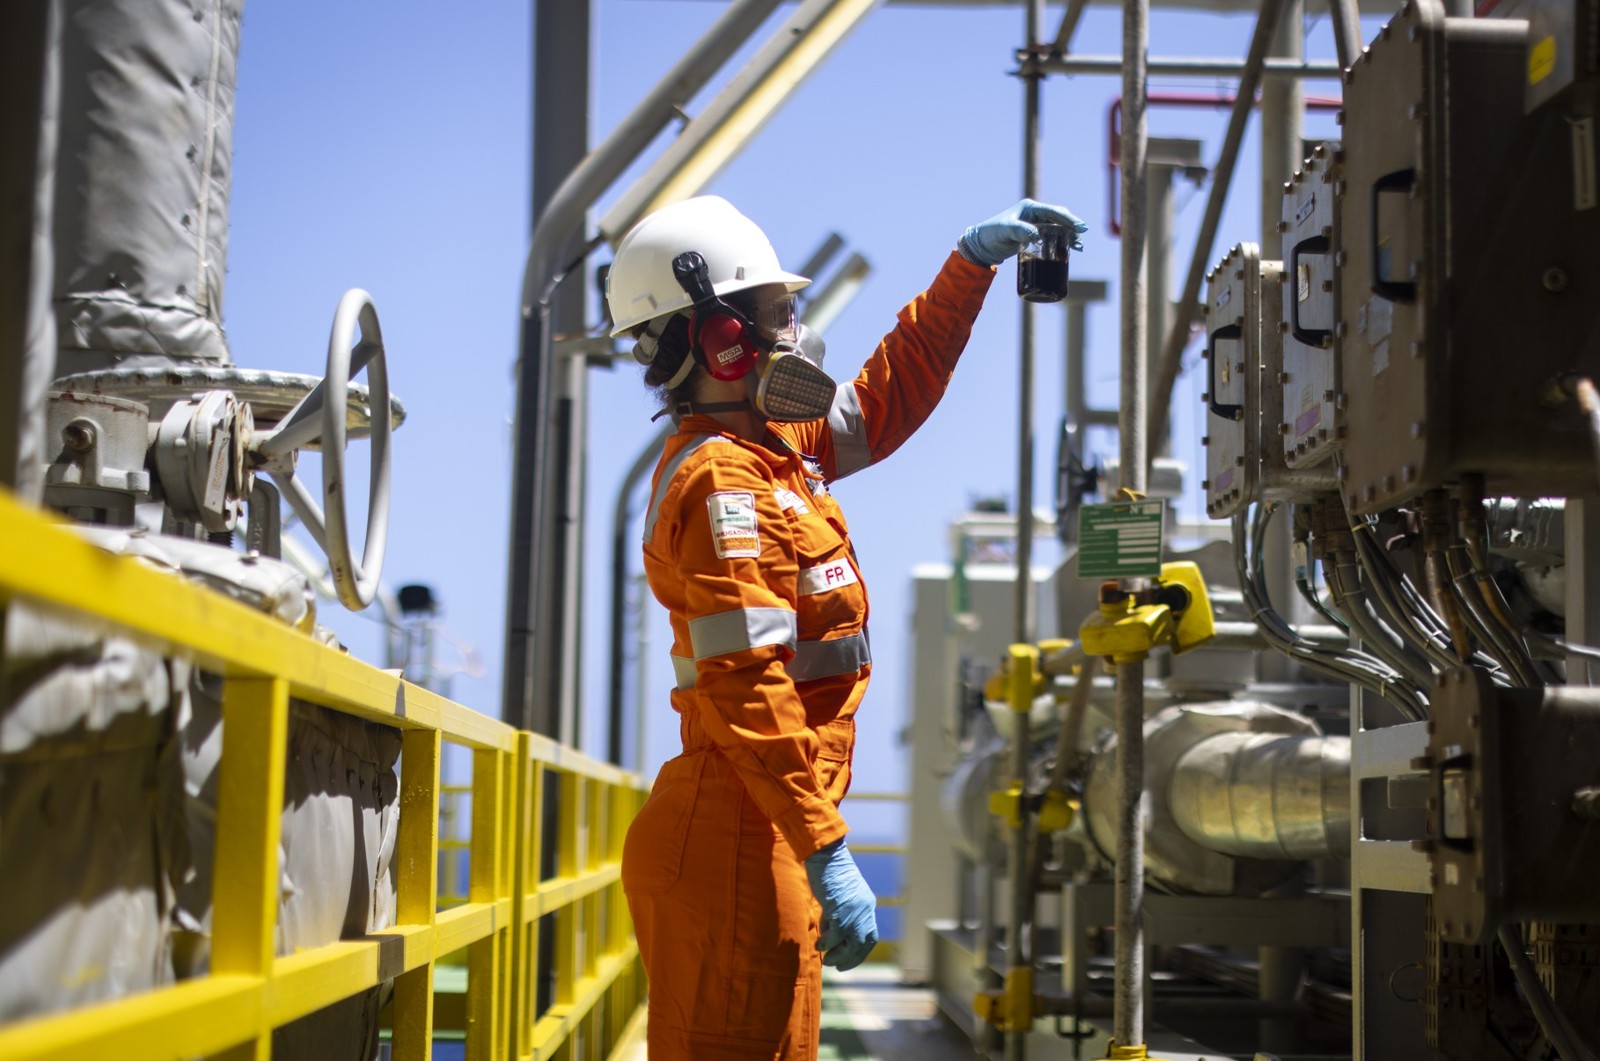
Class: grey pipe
1,0,60,501
1003,11,1047,1054
607,428,669,766
1169,730,1352,860
1326,0,1364,71
1114,0,1149,1035
502,0,781,730
1034,55,1340,78
1146,0,1290,459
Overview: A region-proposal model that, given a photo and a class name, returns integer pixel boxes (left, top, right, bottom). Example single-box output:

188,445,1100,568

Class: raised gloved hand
958,199,1088,267
803,837,878,971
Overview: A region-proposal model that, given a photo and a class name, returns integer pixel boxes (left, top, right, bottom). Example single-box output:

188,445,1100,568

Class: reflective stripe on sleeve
671,654,696,690
788,629,872,682
826,384,872,479
642,435,725,544
688,607,798,661
674,627,871,689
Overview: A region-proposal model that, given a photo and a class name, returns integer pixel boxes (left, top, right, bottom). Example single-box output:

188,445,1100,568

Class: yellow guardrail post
508,737,537,1060
394,728,441,1061
468,747,508,1061
212,675,290,1061
556,770,581,1017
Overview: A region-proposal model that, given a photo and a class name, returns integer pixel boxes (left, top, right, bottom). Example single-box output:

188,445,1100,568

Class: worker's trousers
622,746,824,1060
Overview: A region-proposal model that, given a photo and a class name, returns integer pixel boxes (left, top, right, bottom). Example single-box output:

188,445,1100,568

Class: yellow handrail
0,490,646,1061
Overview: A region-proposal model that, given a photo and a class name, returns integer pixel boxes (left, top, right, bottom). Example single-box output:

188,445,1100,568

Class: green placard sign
1077,499,1164,579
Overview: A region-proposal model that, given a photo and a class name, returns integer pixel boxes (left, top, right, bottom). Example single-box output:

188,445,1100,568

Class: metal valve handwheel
255,289,393,610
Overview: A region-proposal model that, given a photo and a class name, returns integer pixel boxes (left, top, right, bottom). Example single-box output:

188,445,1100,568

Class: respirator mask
667,250,839,423
752,325,834,423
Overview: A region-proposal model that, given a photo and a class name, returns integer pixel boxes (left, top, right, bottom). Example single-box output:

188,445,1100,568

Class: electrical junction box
1487,0,1600,114
1280,141,1343,470
1338,0,1531,516
1203,243,1258,519
1203,244,1337,520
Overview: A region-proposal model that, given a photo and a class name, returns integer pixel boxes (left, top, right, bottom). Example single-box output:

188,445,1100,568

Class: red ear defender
672,250,760,381
693,310,759,380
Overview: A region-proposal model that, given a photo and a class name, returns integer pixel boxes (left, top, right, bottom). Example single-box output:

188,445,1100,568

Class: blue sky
223,1,1361,822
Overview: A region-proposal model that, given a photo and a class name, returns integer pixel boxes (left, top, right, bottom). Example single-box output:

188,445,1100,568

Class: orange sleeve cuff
771,792,849,861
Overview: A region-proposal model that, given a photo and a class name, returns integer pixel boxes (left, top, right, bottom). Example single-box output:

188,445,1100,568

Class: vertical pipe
1145,163,1173,457
1327,0,1363,72
1003,11,1045,1056
609,424,670,766
1066,301,1089,433
1014,0,1044,649
1258,10,1306,1046
0,0,59,501
1116,0,1149,1043
1259,2,1303,681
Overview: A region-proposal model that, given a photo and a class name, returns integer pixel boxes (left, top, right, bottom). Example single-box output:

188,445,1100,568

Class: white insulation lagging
52,0,243,374
1168,730,1352,861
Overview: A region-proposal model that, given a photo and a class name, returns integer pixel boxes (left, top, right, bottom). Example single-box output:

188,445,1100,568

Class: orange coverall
623,251,994,1058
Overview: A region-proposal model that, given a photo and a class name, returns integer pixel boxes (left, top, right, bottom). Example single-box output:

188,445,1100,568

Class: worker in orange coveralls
606,195,1086,1059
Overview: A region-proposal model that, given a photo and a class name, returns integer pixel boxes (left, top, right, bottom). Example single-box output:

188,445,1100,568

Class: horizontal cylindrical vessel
1169,730,1351,861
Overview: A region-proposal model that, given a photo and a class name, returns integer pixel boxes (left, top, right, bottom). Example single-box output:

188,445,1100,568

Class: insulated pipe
52,0,243,373
503,0,781,730
1115,0,1149,1041
1168,731,1352,860
1146,0,1290,459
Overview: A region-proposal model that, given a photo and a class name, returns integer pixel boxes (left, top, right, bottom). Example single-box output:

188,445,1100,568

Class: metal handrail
0,489,646,1061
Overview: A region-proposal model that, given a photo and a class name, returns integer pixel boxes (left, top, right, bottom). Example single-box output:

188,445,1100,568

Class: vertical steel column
0,0,59,500
529,0,592,743
1115,0,1150,1043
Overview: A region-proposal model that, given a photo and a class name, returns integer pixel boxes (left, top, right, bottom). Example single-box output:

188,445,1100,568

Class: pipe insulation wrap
1168,730,1351,861
54,0,243,372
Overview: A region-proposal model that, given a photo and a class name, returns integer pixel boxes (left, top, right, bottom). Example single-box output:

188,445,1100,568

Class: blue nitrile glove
957,199,1089,267
803,837,878,971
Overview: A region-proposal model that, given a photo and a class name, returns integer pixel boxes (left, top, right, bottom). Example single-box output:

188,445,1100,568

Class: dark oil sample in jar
1017,222,1070,303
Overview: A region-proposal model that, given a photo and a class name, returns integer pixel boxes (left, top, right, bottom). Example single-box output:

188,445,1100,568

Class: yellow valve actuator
1077,561,1215,664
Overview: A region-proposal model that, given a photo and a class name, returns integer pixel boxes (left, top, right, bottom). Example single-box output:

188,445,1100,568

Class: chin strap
650,399,755,423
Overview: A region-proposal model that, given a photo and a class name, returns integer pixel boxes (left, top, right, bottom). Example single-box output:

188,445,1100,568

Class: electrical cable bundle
1233,503,1428,720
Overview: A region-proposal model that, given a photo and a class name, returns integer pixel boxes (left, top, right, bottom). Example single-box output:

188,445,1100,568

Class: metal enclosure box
1280,142,1343,469
1203,244,1260,518
1338,0,1533,515
1204,245,1333,519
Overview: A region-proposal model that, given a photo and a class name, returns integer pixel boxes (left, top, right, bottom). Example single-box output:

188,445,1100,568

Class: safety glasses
735,291,798,344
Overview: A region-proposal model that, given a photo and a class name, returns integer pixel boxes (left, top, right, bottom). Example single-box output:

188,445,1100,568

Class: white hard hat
606,196,810,338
